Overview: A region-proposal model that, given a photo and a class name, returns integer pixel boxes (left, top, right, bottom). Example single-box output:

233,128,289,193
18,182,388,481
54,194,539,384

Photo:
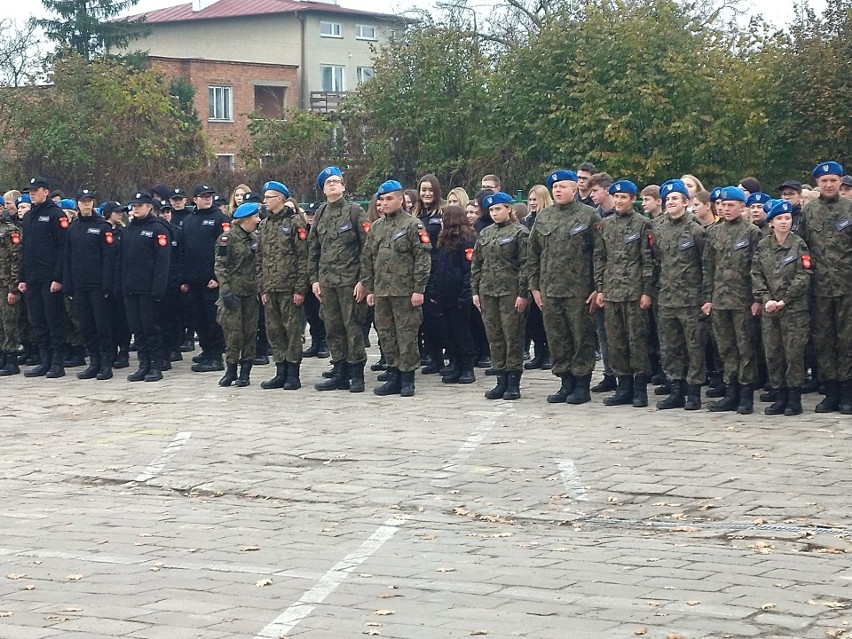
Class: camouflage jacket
0,220,22,292
307,198,369,287
214,223,258,296
470,220,529,298
256,208,309,295
359,208,431,297
654,213,706,308
751,233,811,313
703,216,763,309
797,195,852,297
593,211,655,302
527,200,601,298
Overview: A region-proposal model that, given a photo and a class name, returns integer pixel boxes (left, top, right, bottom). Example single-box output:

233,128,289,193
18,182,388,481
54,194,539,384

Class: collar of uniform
557,202,575,212
774,232,795,249
385,208,402,219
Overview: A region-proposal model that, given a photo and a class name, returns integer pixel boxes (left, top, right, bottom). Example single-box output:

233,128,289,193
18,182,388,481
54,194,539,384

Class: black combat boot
24,349,51,377
191,356,224,373
547,373,575,403
503,370,521,400
169,350,183,362
374,368,401,396
484,366,499,376
302,340,321,357
759,388,777,403
262,362,288,389
524,349,545,370
654,380,672,396
96,353,113,380
591,373,616,393
565,374,592,405
684,384,702,411
46,349,65,379
316,361,349,390
376,367,394,381
191,351,209,363
632,374,649,408
485,371,508,400
371,354,387,371
0,351,19,376
349,362,366,393
764,388,787,415
784,387,803,416
253,352,269,365
144,359,163,382
127,356,150,382
540,344,552,370
706,382,726,398
235,360,253,387
656,379,686,410
815,380,839,413
457,357,476,384
218,363,238,387
442,359,462,384
708,380,740,412
180,338,195,352
77,354,100,380
421,357,442,375
64,344,86,367
736,384,754,415
400,371,415,397
604,375,634,406
283,362,301,390
840,380,852,415
113,350,130,369
316,340,330,358
0,352,5,369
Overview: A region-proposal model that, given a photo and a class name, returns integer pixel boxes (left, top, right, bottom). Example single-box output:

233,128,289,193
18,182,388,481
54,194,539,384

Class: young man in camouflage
0,215,21,375
528,170,601,405
256,181,309,391
798,161,852,414
359,180,431,397
308,167,370,393
702,186,764,414
214,202,261,388
592,180,655,408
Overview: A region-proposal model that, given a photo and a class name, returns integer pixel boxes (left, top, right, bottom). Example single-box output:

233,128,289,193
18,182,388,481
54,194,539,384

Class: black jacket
19,199,67,283
62,214,116,296
180,206,230,285
119,214,171,299
158,217,184,291
428,240,475,304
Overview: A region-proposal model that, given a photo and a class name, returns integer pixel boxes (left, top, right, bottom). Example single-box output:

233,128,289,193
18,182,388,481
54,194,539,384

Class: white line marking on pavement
128,431,192,484
439,408,508,475
253,518,402,638
557,459,588,501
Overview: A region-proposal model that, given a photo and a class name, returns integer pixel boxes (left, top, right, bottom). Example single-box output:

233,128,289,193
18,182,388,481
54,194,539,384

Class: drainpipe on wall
296,10,306,110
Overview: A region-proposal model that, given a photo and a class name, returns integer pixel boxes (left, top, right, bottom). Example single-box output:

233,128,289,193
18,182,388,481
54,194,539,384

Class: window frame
356,66,375,86
319,21,342,38
355,24,377,41
216,154,235,171
208,85,233,122
320,64,345,92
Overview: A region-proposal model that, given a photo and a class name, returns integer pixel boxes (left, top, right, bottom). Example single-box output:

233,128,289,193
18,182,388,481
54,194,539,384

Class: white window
355,24,377,40
320,21,342,38
357,66,374,85
208,85,232,121
216,154,234,171
320,65,345,92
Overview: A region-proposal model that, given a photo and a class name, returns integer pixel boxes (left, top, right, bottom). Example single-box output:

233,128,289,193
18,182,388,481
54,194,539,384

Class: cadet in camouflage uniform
214,202,261,388
702,186,764,414
592,180,655,408
359,180,431,397
470,192,529,401
256,181,309,391
654,180,708,411
308,166,370,393
751,200,812,416
798,161,852,414
528,170,602,405
0,218,22,375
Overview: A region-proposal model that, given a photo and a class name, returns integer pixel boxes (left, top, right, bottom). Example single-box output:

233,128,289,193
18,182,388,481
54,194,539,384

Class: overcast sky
0,0,828,29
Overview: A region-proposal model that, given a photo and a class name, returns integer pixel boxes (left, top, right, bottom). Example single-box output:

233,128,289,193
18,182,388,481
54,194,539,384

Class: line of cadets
0,163,849,417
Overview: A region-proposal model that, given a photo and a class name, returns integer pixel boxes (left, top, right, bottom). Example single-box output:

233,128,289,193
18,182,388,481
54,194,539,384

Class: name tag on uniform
836,219,852,231
391,229,407,240
569,223,588,236
678,239,695,251
87,227,101,235
141,230,153,237
279,225,291,236
337,222,353,233
428,217,441,225
733,238,750,250
624,232,640,244
497,236,514,245
38,216,50,222
781,253,797,265
171,241,178,247
250,242,258,252
202,219,215,226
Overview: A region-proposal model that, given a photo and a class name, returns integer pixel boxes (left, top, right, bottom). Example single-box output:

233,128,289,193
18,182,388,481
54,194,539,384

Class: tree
37,0,149,60
0,19,43,87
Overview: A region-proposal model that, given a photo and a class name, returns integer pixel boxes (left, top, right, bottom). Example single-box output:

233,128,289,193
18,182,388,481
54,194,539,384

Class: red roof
131,0,401,23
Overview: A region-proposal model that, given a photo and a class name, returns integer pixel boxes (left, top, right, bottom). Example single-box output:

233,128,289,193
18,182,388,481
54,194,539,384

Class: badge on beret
158,234,168,247
105,231,113,245
297,227,307,241
822,165,829,173
465,248,473,261
614,184,621,191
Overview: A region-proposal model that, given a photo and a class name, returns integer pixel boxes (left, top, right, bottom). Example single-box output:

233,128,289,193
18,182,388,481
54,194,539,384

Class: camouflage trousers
265,291,303,364
657,305,708,385
541,295,596,377
480,294,527,372
711,308,757,386
0,295,20,352
374,296,422,373
762,310,809,388
811,294,852,382
320,284,366,365
604,300,651,376
217,294,259,365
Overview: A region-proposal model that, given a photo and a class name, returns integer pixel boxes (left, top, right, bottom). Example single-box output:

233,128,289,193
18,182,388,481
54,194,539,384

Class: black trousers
124,294,162,362
438,299,473,361
185,284,224,356
421,297,444,361
304,287,326,341
158,288,183,357
26,281,66,358
525,302,548,353
73,290,113,358
109,295,130,358
470,305,489,360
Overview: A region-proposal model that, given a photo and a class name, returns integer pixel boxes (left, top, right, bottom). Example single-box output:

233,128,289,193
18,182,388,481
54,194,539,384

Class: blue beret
660,179,690,200
720,186,746,202
482,191,513,210
608,180,637,196
317,166,343,191
546,170,578,188
763,198,781,214
376,180,403,197
15,194,31,207
233,202,260,219
765,200,793,222
263,180,290,198
746,192,770,207
709,187,723,202
59,198,76,210
812,161,844,178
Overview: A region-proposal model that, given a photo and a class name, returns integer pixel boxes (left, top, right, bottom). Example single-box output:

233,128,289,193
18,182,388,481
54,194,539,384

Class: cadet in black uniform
102,201,131,368
414,174,445,374
155,200,185,366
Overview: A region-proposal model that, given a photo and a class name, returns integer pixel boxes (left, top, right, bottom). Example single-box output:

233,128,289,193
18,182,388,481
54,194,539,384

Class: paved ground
1,338,851,639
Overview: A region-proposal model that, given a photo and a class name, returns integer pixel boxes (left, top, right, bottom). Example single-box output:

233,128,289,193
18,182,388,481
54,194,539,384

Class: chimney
193,0,218,12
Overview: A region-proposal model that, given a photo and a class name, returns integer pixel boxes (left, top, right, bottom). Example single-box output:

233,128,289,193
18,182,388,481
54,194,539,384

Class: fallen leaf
6,573,25,580
255,578,273,587
375,609,394,616
0,612,12,617
359,574,373,578
686,600,700,606
61,607,82,612
24,585,34,591
437,567,456,573
667,634,688,639
827,631,846,639
241,546,260,552
364,630,380,636
761,603,776,611
472,631,488,636
66,574,83,581
187,548,199,554
635,628,648,636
